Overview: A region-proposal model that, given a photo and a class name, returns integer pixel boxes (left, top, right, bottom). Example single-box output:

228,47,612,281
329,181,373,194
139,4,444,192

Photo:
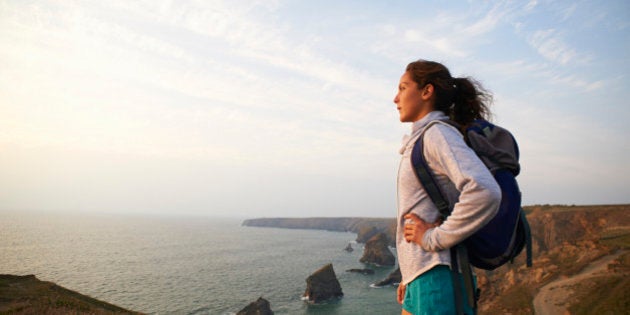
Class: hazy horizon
1,1,629,218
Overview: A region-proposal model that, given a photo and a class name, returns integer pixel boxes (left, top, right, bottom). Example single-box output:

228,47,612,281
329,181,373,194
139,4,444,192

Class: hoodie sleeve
420,124,501,252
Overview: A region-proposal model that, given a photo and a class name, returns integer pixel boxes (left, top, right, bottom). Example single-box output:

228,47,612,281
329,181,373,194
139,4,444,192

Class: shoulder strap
411,120,478,315
410,120,454,218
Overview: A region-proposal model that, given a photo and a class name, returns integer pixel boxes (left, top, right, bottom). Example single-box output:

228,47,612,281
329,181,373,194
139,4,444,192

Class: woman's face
394,71,432,123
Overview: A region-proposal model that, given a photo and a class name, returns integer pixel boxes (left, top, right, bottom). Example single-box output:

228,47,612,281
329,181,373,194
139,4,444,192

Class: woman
394,60,501,315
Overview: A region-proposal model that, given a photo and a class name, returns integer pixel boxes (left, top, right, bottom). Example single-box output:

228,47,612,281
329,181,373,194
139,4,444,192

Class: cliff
359,232,396,266
243,204,630,314
477,204,630,314
0,274,141,314
242,217,396,246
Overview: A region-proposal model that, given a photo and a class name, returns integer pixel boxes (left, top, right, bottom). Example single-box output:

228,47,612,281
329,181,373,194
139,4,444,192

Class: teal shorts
402,265,475,315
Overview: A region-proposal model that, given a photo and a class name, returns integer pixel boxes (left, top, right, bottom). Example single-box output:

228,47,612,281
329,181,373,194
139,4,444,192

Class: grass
599,229,630,250
0,274,140,314
567,252,629,315
489,285,534,315
568,275,629,315
499,285,534,312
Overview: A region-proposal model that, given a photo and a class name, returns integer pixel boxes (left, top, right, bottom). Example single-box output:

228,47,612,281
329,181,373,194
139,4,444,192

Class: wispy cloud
462,1,511,37
1,0,628,215
528,29,580,65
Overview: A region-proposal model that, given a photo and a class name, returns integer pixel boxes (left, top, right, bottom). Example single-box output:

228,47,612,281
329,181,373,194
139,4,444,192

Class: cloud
560,3,578,21
462,2,510,37
0,0,399,178
524,0,538,11
528,29,580,65
478,58,605,93
2,0,628,215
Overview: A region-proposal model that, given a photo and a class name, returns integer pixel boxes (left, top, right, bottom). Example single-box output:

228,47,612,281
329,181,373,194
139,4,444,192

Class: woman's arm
417,124,501,252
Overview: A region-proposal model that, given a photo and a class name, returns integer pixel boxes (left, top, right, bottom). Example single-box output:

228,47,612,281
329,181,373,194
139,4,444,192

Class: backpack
411,119,533,314
412,119,532,269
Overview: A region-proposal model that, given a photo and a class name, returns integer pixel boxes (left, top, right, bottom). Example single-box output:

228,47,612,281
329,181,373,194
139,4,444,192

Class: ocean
1,211,401,314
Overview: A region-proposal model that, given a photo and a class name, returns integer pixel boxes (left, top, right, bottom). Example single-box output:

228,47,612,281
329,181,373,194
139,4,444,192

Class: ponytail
405,60,492,128
451,77,492,126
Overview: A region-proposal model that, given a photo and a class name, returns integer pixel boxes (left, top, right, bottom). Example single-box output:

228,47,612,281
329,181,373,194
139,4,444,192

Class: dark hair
406,60,492,126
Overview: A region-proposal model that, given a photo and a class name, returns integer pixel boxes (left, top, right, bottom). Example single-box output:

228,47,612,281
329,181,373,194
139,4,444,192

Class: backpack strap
521,211,533,267
410,121,453,218
411,121,477,315
457,245,479,314
450,247,465,315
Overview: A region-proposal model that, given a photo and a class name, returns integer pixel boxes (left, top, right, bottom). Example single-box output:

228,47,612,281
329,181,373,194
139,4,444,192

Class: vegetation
495,284,533,314
568,271,629,315
599,228,630,249
0,274,141,314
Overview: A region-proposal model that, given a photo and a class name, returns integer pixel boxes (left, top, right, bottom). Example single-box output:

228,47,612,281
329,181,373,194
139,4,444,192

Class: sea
1,211,401,314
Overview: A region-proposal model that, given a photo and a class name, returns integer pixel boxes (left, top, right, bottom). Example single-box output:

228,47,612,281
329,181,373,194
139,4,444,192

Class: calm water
0,211,400,314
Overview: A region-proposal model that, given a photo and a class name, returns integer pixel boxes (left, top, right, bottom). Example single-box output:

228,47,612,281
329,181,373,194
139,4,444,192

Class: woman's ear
421,84,434,101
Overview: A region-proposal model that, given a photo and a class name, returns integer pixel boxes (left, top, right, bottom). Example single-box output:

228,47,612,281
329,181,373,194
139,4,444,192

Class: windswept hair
406,60,492,127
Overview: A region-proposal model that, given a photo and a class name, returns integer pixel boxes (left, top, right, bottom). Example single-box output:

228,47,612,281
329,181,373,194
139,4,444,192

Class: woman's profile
394,60,501,315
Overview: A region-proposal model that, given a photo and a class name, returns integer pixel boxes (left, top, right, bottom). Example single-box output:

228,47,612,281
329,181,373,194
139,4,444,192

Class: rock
346,268,375,275
372,267,401,287
237,297,273,315
534,268,544,283
355,225,380,243
343,243,354,252
359,232,396,266
303,263,343,303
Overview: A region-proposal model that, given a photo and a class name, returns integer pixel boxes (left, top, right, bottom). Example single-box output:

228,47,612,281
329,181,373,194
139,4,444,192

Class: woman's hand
403,213,441,245
397,283,406,304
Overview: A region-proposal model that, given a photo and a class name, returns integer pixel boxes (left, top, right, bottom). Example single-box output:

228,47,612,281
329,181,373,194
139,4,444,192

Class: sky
1,0,628,218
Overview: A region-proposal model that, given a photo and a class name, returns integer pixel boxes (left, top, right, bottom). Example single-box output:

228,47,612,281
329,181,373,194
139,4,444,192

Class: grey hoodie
396,111,501,285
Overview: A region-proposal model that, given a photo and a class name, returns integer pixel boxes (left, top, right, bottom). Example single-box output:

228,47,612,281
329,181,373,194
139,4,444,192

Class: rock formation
242,217,396,246
355,225,380,244
303,263,343,303
373,267,401,287
237,297,273,315
344,243,354,252
360,232,396,266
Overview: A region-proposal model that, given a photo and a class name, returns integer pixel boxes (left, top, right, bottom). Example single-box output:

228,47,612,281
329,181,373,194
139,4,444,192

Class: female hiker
394,60,501,315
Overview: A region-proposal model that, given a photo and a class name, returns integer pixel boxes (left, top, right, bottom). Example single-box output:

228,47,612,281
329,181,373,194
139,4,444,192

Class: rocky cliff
476,204,630,314
359,232,396,266
243,204,630,314
242,217,396,246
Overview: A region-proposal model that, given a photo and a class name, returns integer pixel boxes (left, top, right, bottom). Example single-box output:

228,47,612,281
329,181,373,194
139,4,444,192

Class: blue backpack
412,119,533,313
412,119,532,269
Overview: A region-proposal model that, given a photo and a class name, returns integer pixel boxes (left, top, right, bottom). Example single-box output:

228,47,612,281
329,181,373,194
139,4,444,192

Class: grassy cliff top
0,274,141,314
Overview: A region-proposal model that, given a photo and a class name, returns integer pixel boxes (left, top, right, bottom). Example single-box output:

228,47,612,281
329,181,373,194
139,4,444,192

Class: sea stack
303,263,343,303
237,297,274,315
359,232,396,266
343,243,353,252
373,267,401,287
